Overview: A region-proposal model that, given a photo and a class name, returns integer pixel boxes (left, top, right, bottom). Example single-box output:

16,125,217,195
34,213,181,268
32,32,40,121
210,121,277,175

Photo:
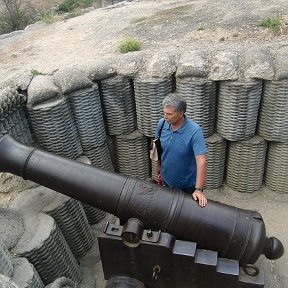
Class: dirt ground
0,0,288,287
0,0,288,80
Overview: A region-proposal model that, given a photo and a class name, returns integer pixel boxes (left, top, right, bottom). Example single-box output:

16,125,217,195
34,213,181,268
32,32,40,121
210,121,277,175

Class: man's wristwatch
194,187,204,192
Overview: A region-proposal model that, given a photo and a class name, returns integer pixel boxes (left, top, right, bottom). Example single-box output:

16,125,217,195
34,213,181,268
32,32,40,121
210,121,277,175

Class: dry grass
0,0,101,33
0,0,62,12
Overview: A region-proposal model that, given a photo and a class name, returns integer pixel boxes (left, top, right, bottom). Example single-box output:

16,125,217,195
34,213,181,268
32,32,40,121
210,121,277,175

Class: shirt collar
168,115,187,134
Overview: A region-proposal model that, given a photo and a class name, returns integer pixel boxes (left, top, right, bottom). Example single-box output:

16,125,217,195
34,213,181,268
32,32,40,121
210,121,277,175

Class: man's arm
192,154,207,207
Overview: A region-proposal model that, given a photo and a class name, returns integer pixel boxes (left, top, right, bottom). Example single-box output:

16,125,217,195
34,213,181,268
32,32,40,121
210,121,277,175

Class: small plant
232,32,239,37
197,23,204,31
36,10,59,24
57,0,79,13
219,36,225,41
57,0,96,13
64,10,82,20
118,37,142,54
80,0,97,8
259,17,281,30
31,69,44,76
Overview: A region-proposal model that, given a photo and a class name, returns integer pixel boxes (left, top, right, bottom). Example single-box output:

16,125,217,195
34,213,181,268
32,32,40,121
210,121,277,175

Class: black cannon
0,135,284,287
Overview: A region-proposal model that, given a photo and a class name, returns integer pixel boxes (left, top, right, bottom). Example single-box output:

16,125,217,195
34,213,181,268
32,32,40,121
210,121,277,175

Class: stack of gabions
176,77,216,138
1,185,100,287
0,47,287,193
27,75,82,159
257,79,288,193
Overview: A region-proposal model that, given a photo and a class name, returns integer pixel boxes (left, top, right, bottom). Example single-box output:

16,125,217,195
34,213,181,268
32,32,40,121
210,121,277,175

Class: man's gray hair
162,93,187,113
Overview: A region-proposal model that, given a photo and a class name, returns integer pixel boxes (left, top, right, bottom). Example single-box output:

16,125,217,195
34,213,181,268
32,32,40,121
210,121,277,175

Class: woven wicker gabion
43,196,94,259
13,213,82,286
27,97,82,159
99,76,136,136
12,257,44,288
258,80,288,142
226,136,267,193
217,80,262,141
176,77,216,138
205,134,227,189
0,240,13,277
134,77,173,137
81,203,106,225
265,142,288,193
68,86,106,148
113,131,150,179
0,87,32,145
83,141,114,172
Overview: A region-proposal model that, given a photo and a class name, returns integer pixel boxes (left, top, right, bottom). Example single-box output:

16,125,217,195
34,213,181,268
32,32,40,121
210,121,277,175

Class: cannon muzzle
0,135,284,265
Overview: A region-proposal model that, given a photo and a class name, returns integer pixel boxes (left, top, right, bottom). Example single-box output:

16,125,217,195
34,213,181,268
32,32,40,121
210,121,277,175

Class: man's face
163,106,183,125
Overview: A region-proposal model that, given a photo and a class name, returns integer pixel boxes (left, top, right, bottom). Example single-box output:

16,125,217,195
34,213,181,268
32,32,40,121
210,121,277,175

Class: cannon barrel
0,135,284,265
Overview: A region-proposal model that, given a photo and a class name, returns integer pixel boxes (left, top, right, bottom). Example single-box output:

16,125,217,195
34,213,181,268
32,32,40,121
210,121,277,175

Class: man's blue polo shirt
156,116,207,189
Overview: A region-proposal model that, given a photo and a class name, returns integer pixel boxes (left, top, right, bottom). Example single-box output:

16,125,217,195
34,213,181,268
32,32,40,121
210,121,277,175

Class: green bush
57,0,96,13
81,0,96,7
57,0,79,13
118,37,142,53
31,69,44,76
0,0,35,34
64,10,82,19
197,23,204,31
0,0,100,34
259,17,281,29
36,10,59,24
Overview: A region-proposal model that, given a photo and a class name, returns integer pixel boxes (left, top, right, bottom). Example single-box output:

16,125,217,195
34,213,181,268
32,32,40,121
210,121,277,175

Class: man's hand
192,190,207,207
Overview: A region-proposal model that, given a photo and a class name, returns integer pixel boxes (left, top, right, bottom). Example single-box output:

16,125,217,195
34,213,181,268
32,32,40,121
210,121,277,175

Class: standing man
155,93,208,207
